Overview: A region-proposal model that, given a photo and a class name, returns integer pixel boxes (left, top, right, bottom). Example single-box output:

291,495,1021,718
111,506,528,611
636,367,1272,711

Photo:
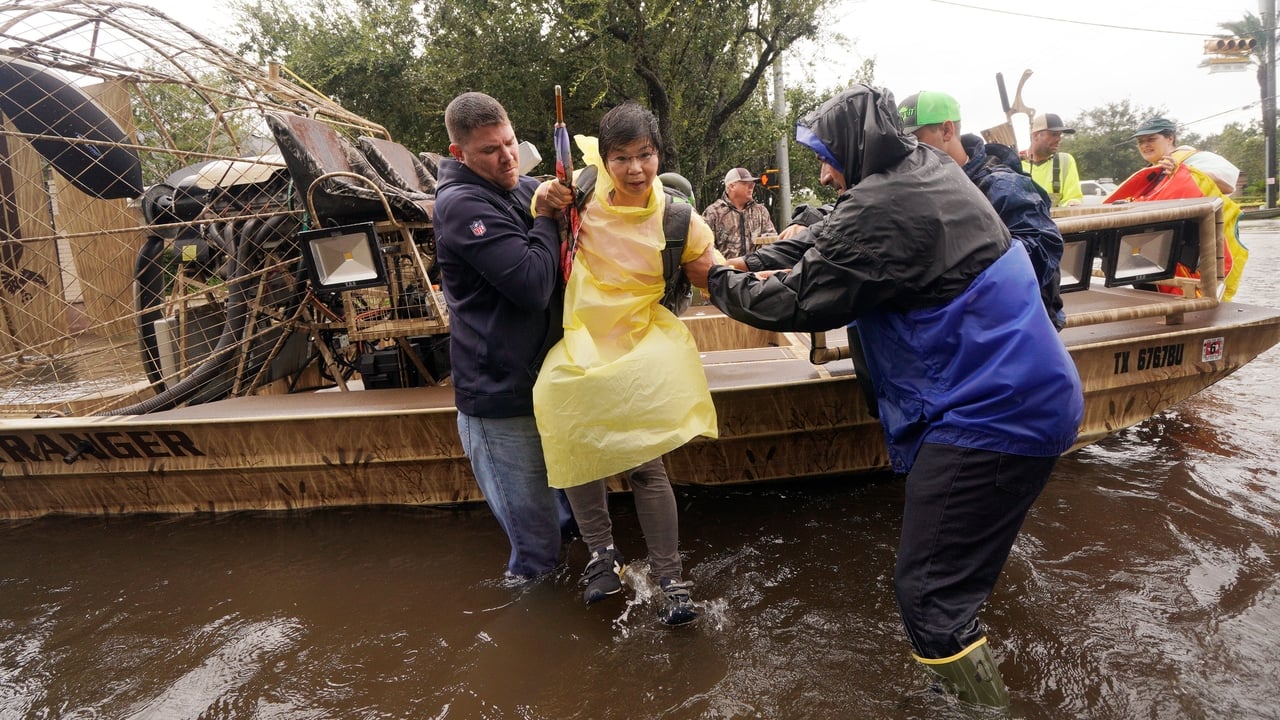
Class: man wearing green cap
898,90,1064,329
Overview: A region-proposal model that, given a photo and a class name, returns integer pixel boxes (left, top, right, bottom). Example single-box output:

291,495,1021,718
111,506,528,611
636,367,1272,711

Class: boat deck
129,341,824,424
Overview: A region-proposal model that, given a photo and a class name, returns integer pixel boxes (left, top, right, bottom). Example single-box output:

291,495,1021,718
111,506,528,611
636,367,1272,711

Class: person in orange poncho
533,102,723,626
1108,116,1248,299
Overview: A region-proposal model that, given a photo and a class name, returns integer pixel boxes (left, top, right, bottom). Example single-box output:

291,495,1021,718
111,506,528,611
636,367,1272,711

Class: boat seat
264,112,433,226
419,151,443,179
358,136,437,197
702,355,822,389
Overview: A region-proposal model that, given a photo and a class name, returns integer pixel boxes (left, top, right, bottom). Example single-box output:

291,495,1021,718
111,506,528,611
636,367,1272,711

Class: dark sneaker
581,548,625,604
658,578,700,626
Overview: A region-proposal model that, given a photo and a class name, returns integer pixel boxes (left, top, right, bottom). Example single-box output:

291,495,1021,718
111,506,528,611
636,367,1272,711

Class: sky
141,0,1268,139
804,0,1269,138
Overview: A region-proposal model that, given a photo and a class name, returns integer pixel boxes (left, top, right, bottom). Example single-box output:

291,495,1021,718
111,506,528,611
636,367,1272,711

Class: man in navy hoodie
434,92,573,580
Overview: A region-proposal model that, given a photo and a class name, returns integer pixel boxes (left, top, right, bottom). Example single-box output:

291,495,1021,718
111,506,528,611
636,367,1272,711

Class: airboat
1,1,1279,519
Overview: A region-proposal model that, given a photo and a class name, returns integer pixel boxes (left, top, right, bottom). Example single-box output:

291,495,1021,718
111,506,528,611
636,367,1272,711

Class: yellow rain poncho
533,136,719,489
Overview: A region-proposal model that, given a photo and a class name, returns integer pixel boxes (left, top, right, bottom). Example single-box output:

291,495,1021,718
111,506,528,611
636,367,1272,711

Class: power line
1183,96,1274,130
927,0,1225,38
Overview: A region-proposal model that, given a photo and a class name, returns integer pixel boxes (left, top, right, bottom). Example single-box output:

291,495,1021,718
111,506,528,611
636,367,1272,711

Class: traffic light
1204,36,1256,56
759,168,780,189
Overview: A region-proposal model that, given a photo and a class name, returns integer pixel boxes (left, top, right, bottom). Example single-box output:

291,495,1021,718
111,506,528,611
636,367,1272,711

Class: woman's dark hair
598,101,662,159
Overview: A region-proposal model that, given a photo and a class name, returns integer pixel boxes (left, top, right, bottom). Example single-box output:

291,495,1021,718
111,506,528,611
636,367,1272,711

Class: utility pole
1266,0,1277,208
772,56,792,227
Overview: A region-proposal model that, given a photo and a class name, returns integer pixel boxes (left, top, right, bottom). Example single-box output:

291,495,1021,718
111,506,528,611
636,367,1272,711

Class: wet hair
444,92,509,145
598,101,662,160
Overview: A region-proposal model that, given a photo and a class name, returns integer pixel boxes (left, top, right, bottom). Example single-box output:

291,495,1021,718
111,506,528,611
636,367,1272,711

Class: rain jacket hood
796,84,915,185
706,85,1080,473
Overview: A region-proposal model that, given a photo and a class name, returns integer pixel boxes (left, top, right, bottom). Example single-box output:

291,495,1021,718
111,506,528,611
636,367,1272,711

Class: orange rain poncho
533,136,720,489
1106,152,1248,300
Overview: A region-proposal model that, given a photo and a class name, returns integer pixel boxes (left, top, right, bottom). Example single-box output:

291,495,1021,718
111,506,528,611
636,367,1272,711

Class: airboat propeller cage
0,54,143,199
299,222,387,291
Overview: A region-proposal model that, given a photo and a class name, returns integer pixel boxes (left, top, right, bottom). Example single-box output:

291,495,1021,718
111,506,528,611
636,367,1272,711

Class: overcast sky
144,0,1268,140
804,0,1268,139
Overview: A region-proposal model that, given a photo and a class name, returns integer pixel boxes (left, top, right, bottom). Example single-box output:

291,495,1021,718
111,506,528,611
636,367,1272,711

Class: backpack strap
660,198,691,278
573,165,598,212
659,190,693,313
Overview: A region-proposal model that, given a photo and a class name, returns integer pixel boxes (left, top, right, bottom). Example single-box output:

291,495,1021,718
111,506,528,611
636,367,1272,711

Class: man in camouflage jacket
701,167,777,258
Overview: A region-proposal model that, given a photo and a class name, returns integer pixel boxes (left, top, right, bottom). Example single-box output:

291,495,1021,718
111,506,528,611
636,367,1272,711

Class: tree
1064,100,1169,183
232,0,837,198
234,0,440,149
1217,12,1273,201
1206,121,1265,194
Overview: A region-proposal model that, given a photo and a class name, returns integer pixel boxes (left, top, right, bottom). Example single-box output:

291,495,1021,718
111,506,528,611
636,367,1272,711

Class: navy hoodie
434,159,563,417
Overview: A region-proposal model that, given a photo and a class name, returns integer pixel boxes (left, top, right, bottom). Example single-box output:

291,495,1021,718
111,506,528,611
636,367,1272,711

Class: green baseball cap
898,91,961,133
1130,116,1178,139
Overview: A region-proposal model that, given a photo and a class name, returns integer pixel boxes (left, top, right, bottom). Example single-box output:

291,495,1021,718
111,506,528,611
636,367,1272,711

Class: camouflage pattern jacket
701,196,776,258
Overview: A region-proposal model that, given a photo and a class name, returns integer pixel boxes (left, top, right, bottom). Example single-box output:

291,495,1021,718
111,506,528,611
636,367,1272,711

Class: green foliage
1062,99,1168,183
1063,98,1261,195
233,0,439,149
1205,121,1265,194
132,70,262,179
230,0,837,196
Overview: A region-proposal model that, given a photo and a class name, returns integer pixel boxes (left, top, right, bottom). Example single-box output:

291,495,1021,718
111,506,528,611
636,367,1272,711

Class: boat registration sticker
1202,337,1224,363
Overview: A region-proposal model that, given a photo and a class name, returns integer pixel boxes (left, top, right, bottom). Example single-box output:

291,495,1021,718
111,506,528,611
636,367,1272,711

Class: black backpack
572,166,693,315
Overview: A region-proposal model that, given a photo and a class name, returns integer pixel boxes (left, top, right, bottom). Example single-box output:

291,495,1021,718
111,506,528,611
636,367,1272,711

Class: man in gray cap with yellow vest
1021,112,1083,206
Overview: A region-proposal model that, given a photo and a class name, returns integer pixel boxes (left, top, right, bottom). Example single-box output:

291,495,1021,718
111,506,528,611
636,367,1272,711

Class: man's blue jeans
457,412,565,578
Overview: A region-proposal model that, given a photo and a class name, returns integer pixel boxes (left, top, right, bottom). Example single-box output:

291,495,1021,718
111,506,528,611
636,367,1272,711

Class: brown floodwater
2,222,1279,719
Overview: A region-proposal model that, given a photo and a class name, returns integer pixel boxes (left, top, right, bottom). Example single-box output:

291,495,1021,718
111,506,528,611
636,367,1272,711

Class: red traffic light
759,168,780,189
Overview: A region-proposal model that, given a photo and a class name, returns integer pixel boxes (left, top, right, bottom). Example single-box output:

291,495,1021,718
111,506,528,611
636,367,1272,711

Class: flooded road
3,222,1279,719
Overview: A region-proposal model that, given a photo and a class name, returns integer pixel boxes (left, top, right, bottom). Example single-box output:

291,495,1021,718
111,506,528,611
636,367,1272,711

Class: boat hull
3,298,1279,519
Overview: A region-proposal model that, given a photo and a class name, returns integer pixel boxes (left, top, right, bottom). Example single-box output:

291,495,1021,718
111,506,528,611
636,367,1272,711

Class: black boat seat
358,136,437,197
419,151,444,179
265,112,432,226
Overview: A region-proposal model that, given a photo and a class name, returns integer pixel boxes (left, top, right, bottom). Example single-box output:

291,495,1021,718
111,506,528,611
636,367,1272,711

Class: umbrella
555,85,583,282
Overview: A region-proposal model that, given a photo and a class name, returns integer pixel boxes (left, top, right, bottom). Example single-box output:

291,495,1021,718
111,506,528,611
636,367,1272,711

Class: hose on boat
133,234,167,390
103,214,292,415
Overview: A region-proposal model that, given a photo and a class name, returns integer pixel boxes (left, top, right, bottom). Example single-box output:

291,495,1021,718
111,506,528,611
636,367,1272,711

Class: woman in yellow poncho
533,102,721,625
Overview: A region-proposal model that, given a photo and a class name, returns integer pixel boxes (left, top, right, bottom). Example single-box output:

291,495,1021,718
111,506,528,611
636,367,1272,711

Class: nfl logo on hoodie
470,219,486,236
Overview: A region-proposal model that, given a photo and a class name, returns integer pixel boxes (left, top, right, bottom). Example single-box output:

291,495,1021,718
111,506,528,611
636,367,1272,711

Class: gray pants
562,457,683,582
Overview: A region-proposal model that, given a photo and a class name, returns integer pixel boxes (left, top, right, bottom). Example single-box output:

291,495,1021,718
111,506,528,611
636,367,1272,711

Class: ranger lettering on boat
0,430,206,464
